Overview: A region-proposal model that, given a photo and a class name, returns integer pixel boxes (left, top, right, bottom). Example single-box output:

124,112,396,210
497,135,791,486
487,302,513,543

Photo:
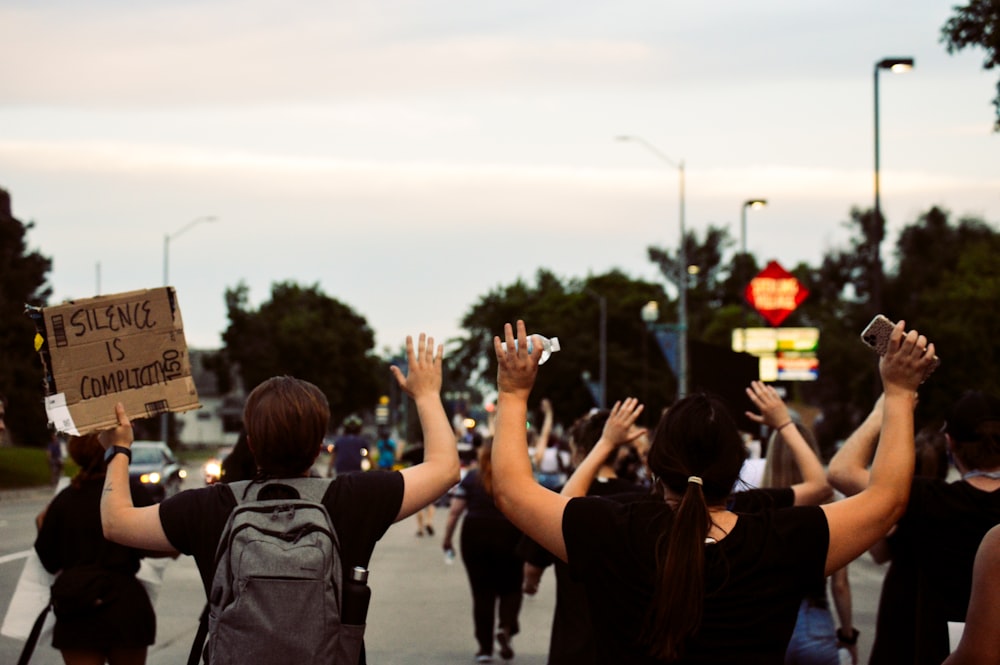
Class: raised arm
99,403,177,552
821,321,934,575
561,398,645,499
745,382,832,506
491,321,570,562
827,395,884,497
531,398,554,468
392,333,461,521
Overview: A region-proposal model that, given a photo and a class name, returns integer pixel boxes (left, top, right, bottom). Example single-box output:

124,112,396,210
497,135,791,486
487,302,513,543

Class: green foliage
941,0,1000,130
0,188,52,446
0,446,54,487
451,268,672,428
221,281,384,428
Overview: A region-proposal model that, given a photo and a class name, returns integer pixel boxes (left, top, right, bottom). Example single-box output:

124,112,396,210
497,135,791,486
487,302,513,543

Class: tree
221,281,384,428
451,269,671,429
0,187,52,445
941,0,1000,131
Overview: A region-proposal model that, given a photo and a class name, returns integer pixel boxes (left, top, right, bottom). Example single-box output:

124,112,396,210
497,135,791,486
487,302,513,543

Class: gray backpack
205,477,364,664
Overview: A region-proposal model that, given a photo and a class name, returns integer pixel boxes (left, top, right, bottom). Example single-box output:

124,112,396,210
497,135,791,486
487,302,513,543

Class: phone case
861,315,895,356
860,314,941,382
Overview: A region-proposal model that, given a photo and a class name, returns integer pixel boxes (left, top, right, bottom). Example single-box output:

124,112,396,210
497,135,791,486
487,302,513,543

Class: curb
0,485,53,502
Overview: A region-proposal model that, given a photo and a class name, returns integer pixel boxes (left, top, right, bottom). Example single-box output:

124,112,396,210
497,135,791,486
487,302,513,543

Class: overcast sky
2,0,998,353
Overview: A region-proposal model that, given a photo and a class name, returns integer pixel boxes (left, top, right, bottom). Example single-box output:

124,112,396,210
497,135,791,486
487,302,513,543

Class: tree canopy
0,187,52,445
941,0,1000,130
221,281,385,428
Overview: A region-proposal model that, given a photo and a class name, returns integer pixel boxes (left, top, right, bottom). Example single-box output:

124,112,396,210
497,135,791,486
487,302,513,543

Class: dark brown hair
478,439,495,496
67,433,106,489
641,394,747,660
244,376,329,477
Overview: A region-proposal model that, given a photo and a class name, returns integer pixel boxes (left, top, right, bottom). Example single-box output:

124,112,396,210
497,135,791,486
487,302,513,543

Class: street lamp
161,215,216,444
872,57,914,314
617,135,688,397
739,199,767,346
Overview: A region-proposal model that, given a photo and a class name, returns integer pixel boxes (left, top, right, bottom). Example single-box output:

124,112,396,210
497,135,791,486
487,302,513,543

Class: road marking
0,549,31,565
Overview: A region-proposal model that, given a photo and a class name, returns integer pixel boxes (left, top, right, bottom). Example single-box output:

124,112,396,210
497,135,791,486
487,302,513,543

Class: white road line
0,550,31,565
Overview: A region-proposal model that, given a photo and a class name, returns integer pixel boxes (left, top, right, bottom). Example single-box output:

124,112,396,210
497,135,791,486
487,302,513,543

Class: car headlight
179,469,188,479
204,462,221,477
140,472,161,484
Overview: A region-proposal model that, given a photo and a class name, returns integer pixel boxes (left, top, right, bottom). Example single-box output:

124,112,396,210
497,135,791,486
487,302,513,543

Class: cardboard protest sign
29,287,201,435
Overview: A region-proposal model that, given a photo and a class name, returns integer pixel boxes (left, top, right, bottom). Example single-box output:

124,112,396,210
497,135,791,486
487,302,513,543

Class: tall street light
872,56,914,315
617,135,688,397
161,215,217,444
739,199,767,346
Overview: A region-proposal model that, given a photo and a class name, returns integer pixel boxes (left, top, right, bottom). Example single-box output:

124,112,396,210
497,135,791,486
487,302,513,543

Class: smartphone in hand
860,314,940,380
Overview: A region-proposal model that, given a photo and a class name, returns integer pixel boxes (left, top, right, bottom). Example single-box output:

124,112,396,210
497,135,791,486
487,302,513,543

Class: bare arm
745,382,832,506
821,322,934,575
831,566,858,665
492,321,569,562
531,398,554,468
393,333,461,522
943,525,1000,664
560,398,645,499
99,403,177,552
827,396,884,497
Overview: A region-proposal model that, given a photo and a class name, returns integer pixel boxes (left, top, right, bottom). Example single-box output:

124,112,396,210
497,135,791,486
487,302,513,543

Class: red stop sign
744,260,809,327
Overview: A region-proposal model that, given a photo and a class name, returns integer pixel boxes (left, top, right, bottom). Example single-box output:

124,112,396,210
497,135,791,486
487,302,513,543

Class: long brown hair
760,423,818,489
478,439,494,496
641,394,746,660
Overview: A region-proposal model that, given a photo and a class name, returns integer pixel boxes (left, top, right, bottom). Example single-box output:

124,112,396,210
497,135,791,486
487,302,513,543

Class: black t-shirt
36,476,154,575
564,494,828,664
453,468,506,520
517,476,643,665
159,470,404,594
892,477,1000,665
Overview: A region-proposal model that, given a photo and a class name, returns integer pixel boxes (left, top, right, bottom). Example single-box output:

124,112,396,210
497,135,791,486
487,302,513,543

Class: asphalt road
0,472,889,664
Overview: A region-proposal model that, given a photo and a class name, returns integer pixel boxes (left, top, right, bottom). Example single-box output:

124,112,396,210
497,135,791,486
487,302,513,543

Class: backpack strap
228,477,333,504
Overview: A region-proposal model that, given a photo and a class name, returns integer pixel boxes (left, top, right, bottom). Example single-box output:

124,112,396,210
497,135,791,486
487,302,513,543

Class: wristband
103,445,132,464
776,420,794,432
836,627,859,645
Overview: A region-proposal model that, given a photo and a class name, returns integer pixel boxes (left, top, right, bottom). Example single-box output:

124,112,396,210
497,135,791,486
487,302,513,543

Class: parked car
203,447,233,485
129,440,186,502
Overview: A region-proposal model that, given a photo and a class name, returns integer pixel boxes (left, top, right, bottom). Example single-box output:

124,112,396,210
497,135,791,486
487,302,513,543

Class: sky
2,0,998,353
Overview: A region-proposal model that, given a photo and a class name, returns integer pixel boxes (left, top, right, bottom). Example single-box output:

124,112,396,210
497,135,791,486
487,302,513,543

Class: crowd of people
10,317,1000,664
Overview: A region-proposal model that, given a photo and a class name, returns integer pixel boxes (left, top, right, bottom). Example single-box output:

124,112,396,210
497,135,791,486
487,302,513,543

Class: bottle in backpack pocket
342,566,371,626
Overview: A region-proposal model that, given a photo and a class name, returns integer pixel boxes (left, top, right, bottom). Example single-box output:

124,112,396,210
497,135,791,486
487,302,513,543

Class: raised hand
601,397,647,448
879,320,936,395
745,381,792,430
98,402,134,450
390,333,443,400
494,320,542,400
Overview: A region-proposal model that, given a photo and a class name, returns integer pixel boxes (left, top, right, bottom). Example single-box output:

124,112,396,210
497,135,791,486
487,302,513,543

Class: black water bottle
342,566,371,625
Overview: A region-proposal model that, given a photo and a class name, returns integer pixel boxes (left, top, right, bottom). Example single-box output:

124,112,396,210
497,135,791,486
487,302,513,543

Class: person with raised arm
98,332,459,664
491,319,933,664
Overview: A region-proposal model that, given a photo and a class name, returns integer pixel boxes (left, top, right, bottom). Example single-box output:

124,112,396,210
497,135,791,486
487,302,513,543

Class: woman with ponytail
490,319,935,663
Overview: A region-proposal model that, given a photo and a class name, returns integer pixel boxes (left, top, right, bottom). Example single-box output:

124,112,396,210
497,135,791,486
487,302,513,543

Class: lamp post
161,215,216,444
739,199,767,347
872,57,914,315
617,135,688,397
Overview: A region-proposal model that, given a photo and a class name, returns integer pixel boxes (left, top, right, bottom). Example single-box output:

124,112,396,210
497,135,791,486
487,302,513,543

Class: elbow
817,482,834,505
827,465,860,498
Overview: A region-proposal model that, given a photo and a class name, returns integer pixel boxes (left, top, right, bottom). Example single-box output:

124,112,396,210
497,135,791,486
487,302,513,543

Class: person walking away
35,433,156,665
46,431,64,486
864,423,949,665
442,440,524,663
375,426,398,470
490,319,933,663
328,414,370,477
758,422,857,665
519,400,647,665
99,332,460,665
829,389,1000,665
